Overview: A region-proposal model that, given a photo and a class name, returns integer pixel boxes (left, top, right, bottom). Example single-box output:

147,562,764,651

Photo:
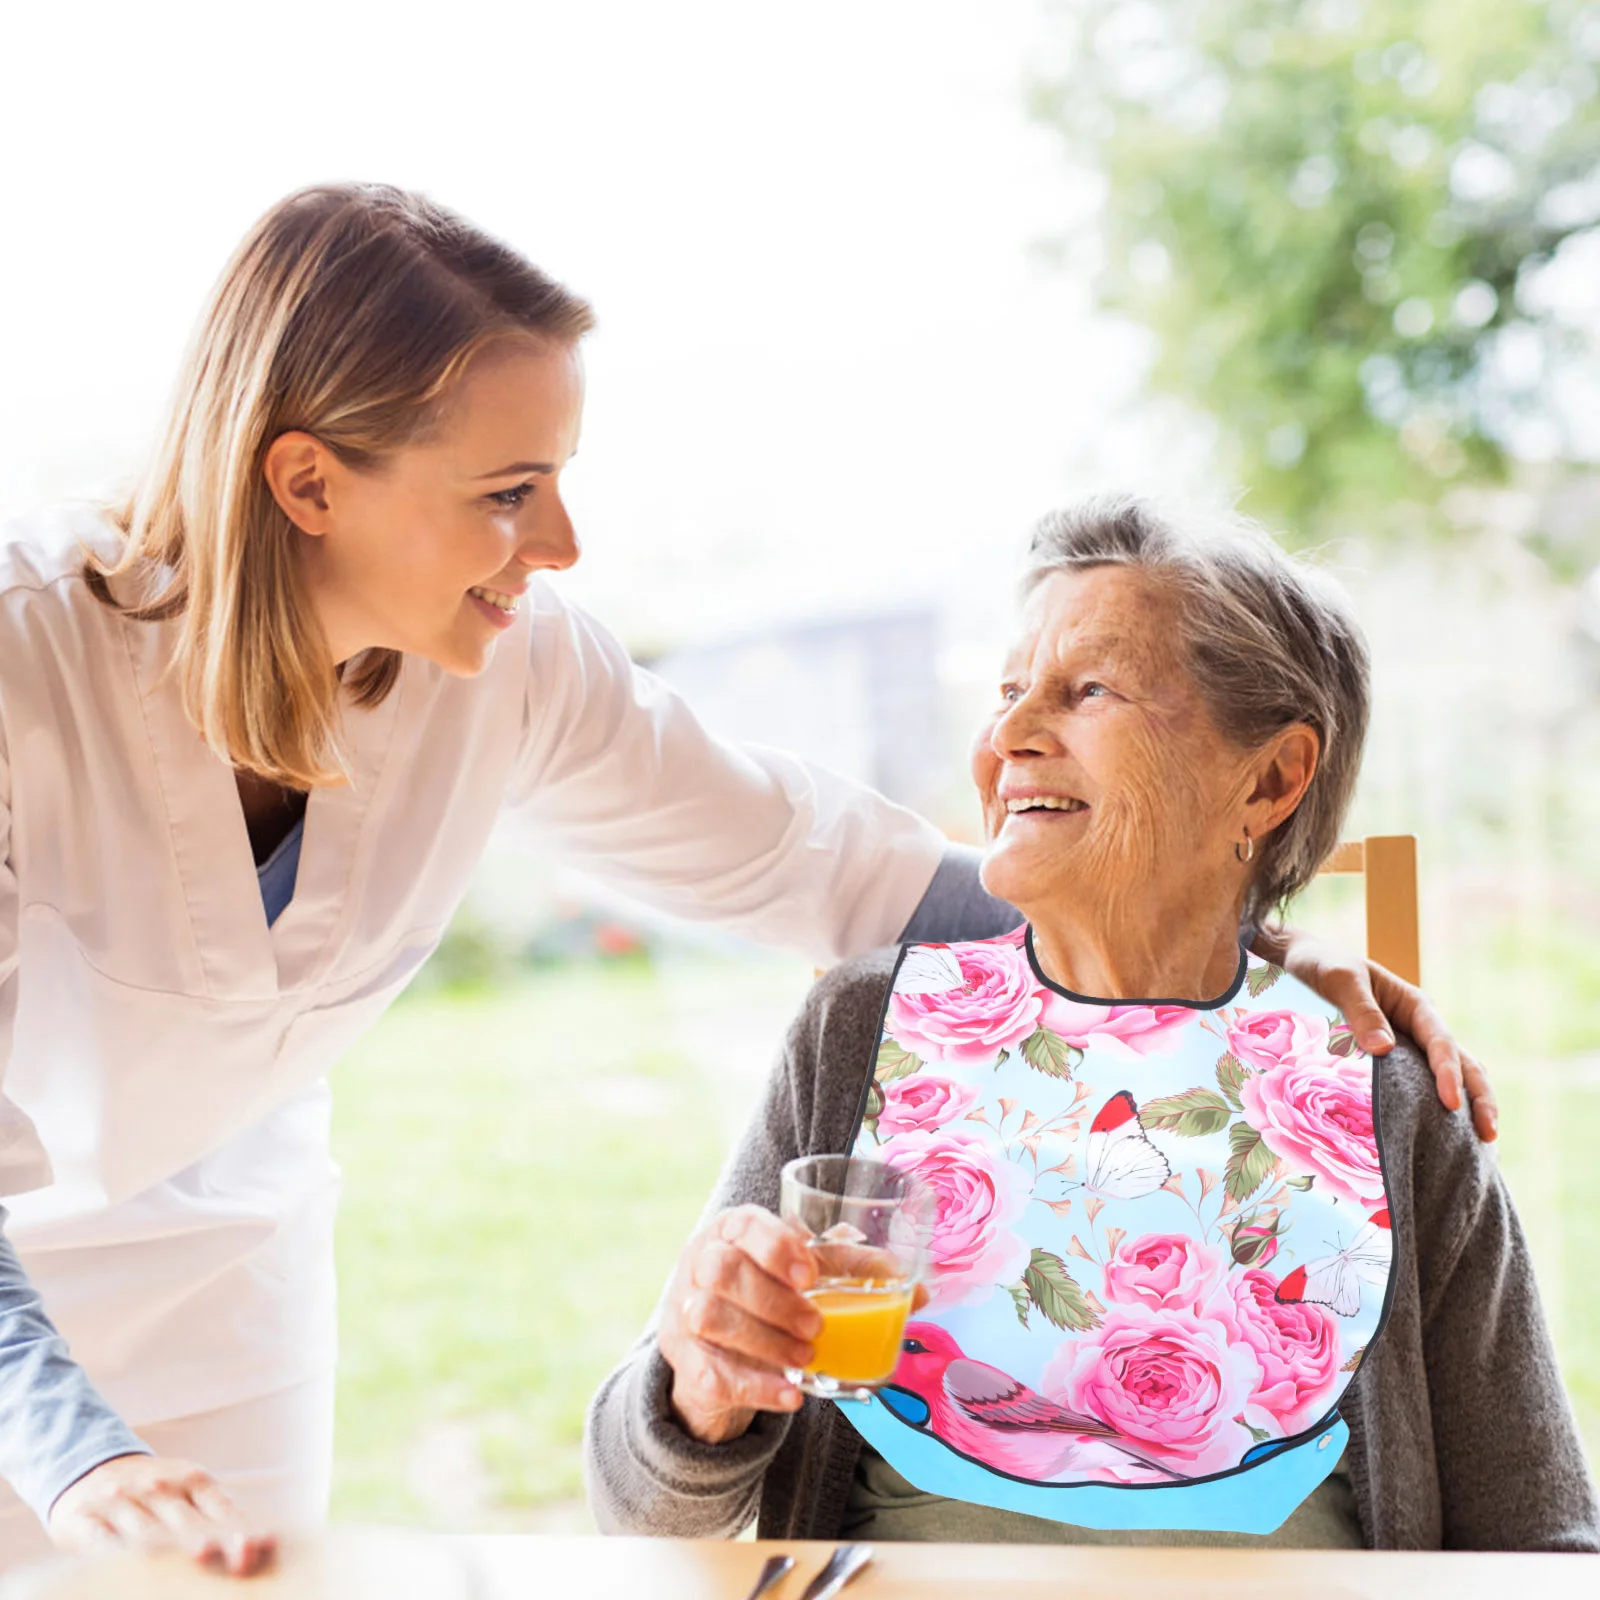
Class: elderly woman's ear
1009,497,1498,1144
1239,723,1319,855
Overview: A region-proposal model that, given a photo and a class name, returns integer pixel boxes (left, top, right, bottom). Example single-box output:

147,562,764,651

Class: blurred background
3,0,1597,1532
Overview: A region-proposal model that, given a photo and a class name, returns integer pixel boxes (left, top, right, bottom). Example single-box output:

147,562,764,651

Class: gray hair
1023,495,1371,924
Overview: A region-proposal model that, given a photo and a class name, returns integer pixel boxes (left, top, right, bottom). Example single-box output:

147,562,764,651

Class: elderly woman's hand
1257,925,1498,1142
659,1205,821,1445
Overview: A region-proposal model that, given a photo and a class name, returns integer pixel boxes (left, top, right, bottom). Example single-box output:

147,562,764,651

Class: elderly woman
585,498,1599,1550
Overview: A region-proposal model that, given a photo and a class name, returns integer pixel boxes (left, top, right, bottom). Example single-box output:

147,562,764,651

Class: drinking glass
779,1154,933,1401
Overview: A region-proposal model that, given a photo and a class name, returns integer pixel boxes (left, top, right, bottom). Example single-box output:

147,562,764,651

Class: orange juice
804,1278,915,1385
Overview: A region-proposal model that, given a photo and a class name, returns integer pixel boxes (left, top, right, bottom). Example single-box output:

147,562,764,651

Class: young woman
0,184,1490,1575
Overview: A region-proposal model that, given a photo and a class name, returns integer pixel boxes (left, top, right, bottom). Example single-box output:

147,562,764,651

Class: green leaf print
1246,963,1284,998
1140,1088,1234,1137
1022,1248,1102,1332
1007,1280,1032,1330
1224,1122,1275,1204
1239,1419,1273,1446
1019,1027,1082,1081
1215,1052,1249,1111
1284,1173,1315,1192
876,1038,924,1083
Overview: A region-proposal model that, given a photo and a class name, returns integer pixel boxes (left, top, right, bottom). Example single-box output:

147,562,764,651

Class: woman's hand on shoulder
48,1454,274,1576
659,1205,821,1446
1259,924,1499,1142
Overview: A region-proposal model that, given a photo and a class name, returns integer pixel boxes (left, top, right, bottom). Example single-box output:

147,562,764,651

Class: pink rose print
1225,1269,1343,1435
1039,995,1192,1061
877,1075,980,1137
1044,1303,1260,1476
879,1126,1031,1308
1239,1051,1384,1207
1102,1232,1227,1314
887,942,1042,1067
1227,1009,1332,1074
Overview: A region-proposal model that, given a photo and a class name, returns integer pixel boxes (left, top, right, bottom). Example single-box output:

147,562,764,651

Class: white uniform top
0,505,944,1427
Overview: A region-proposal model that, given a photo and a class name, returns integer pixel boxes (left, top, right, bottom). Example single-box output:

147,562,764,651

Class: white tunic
0,505,944,1427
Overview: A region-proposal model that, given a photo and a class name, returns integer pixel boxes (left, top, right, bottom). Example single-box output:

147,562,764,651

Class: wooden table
2,1531,1595,1598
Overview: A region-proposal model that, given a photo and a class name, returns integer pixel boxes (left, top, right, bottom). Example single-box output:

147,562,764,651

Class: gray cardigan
585,950,1600,1551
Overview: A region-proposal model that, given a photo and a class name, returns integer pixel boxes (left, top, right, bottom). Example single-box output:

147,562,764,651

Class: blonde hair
90,182,595,788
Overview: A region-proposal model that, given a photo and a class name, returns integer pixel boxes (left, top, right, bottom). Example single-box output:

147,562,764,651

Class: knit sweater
584,950,1600,1551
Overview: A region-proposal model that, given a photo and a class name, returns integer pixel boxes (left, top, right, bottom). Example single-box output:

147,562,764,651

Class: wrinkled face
972,567,1253,920
306,337,584,674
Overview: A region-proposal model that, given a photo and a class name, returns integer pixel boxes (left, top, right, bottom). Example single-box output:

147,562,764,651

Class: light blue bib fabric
839,930,1396,1535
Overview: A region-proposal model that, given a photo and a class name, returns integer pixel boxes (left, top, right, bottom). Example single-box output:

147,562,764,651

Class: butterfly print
1275,1209,1392,1318
897,945,967,996
1083,1090,1172,1200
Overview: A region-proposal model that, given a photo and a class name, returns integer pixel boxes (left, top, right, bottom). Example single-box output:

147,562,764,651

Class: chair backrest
1316,834,1420,986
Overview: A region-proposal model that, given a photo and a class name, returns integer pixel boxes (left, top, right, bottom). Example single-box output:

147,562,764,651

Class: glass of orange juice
780,1155,933,1401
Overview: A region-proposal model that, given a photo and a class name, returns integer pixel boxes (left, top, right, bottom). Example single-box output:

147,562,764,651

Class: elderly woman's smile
972,562,1319,1005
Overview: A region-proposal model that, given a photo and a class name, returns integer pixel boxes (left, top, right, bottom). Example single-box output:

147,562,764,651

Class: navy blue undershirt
256,815,305,928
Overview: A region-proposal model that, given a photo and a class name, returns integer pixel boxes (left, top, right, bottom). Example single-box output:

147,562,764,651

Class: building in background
648,606,947,821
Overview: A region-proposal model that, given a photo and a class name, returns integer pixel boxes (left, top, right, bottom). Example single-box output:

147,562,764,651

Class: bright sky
0,0,1204,654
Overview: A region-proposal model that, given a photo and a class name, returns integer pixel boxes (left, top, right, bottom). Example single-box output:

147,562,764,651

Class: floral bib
840,929,1395,1535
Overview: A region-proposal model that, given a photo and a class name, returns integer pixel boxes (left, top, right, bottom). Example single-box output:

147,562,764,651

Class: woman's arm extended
507,588,946,967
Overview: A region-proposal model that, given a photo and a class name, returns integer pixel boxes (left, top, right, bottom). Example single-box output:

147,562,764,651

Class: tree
1031,0,1600,568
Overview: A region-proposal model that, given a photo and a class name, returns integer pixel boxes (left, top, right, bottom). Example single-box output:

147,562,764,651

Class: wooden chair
1318,834,1420,986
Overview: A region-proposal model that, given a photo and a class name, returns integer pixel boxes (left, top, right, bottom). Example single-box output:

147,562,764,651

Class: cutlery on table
797,1543,874,1600
740,1552,796,1600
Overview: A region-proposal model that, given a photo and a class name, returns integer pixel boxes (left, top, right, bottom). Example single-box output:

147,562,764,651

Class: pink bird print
888,1322,1183,1483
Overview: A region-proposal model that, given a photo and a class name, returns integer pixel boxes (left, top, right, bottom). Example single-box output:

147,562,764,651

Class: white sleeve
503,585,945,966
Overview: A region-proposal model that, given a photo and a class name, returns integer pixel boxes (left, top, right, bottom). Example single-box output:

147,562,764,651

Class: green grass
330,945,1600,1529
1490,1065,1600,1453
329,961,727,1527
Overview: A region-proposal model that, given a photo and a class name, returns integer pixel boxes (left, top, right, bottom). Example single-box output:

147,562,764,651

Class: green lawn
329,961,732,1528
329,947,1600,1530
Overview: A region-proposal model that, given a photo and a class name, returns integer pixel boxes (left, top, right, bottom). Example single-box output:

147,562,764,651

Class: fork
797,1543,874,1600
739,1552,796,1600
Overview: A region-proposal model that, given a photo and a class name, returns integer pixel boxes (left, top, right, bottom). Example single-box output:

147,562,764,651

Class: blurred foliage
1031,0,1600,567
407,911,654,999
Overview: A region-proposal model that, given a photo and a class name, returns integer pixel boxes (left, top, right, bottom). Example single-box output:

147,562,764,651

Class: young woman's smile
272,335,585,674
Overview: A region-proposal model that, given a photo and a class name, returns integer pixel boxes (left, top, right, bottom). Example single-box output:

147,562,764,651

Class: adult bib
840,929,1395,1535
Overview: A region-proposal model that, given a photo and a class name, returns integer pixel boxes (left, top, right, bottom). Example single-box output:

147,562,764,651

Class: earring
1234,831,1254,864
